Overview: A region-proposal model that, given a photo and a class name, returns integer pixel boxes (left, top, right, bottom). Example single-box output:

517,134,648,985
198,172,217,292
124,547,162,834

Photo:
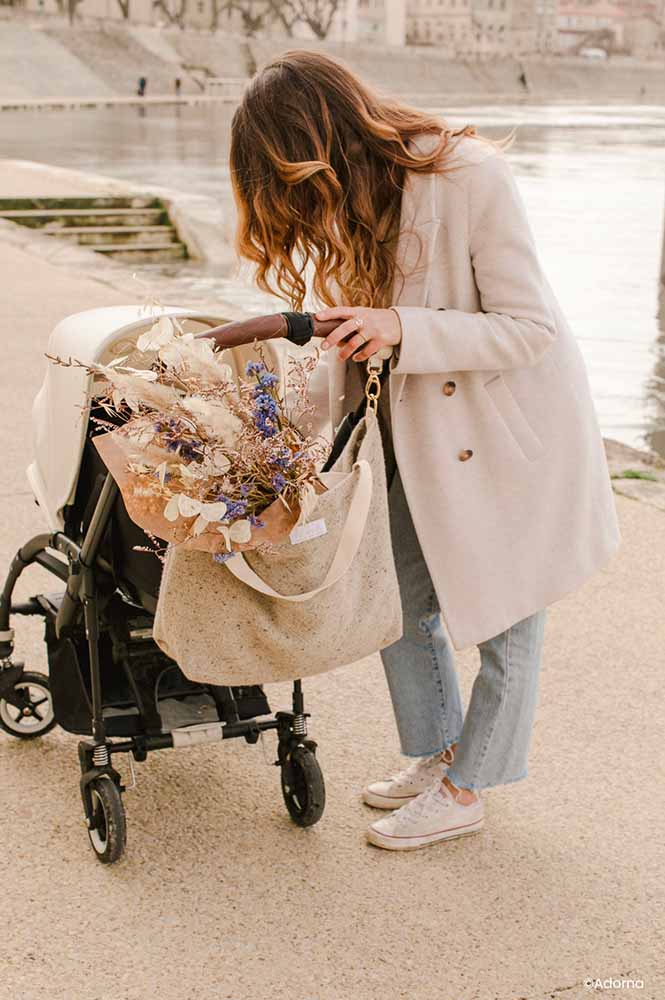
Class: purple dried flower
255,413,277,438
253,391,277,411
214,493,248,521
271,447,292,469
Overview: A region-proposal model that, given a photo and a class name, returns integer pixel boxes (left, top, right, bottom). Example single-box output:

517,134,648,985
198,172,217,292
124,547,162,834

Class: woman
227,50,621,850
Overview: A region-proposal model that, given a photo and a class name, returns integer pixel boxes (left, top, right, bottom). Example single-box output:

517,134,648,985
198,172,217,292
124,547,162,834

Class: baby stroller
0,306,325,864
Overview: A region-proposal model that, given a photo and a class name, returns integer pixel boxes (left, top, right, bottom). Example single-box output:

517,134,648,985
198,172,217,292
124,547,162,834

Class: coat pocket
482,373,545,462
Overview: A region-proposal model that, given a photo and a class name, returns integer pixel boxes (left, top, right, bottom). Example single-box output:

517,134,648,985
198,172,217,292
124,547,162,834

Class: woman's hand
314,306,402,362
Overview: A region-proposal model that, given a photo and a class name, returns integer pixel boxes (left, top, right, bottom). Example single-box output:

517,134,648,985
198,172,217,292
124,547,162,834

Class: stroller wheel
280,746,325,828
0,671,56,739
87,777,127,864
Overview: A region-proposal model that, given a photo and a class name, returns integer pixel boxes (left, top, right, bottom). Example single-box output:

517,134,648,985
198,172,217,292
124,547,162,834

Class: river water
2,102,664,456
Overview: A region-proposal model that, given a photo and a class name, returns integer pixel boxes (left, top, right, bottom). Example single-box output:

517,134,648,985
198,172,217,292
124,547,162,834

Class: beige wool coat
325,132,621,651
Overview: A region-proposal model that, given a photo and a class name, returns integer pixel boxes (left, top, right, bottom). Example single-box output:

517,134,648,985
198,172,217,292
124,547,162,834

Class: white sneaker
366,782,484,851
361,747,455,810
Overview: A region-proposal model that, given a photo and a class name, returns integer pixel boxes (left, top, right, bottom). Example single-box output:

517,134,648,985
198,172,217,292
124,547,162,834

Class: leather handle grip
198,313,345,352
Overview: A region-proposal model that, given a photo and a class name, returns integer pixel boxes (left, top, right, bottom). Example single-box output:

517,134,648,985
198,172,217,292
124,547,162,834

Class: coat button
442,380,456,396
458,449,473,462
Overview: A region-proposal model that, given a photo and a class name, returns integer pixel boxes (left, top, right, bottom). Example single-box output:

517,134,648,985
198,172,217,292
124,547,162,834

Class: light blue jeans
380,467,547,791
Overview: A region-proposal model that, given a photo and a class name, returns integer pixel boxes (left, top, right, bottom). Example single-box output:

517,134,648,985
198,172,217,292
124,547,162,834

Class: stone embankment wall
1,19,665,103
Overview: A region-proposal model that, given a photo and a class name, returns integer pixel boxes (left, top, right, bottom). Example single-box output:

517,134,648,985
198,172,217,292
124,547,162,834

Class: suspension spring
92,743,110,768
292,714,307,737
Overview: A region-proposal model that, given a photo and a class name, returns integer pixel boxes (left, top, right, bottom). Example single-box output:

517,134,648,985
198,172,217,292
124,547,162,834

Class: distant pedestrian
518,69,529,92
137,77,147,98
175,78,182,97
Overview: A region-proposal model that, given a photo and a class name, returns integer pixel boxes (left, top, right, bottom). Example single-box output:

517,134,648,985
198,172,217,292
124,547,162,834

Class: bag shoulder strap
224,457,372,603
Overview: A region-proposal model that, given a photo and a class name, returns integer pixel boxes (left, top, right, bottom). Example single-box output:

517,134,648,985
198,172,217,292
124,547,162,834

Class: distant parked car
579,47,608,60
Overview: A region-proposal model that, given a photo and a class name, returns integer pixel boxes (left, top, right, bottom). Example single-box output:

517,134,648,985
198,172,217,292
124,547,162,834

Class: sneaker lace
395,782,451,823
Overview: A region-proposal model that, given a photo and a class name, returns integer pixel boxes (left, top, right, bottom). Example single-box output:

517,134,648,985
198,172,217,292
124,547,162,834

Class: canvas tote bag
152,407,403,686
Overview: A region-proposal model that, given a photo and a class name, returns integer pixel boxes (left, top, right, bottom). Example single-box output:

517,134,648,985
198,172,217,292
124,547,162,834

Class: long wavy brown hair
230,50,515,311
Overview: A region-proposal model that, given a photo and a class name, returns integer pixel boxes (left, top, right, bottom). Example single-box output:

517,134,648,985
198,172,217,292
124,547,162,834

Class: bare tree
275,0,341,39
266,0,299,36
221,0,341,39
222,0,275,37
153,0,188,28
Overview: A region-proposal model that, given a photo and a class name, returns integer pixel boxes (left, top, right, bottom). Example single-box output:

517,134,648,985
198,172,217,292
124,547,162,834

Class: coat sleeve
389,151,557,375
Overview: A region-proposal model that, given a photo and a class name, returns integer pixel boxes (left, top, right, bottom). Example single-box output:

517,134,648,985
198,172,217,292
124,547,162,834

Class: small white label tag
289,518,328,546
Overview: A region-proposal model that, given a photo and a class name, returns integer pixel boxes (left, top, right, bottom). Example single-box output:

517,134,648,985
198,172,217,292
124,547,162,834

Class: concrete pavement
0,235,664,1000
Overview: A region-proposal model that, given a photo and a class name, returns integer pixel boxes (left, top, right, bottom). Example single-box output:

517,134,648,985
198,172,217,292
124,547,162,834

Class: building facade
556,0,664,53
405,0,475,52
352,0,407,43
14,0,665,56
509,0,558,51
405,0,557,53
471,0,512,53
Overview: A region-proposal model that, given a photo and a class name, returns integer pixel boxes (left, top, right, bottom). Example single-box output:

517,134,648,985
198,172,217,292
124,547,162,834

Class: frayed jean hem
446,767,528,792
399,738,459,760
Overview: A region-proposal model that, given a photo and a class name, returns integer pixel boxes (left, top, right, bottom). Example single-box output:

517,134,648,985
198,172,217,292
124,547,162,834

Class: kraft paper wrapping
93,430,305,553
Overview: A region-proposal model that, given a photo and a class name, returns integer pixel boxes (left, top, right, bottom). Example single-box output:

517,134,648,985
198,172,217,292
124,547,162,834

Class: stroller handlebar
197,311,349,352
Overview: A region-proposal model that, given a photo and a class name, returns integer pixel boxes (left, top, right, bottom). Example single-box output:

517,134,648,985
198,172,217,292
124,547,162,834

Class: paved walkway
0,236,663,1000
0,94,240,112
0,158,135,198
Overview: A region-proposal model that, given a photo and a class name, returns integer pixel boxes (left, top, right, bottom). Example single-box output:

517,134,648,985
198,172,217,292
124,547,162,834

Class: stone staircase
0,196,187,261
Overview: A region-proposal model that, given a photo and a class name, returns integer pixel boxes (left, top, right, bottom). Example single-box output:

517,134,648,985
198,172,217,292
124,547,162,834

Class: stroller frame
0,472,324,862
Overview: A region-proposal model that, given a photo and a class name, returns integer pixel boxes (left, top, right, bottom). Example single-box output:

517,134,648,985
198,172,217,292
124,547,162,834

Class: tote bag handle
224,459,372,602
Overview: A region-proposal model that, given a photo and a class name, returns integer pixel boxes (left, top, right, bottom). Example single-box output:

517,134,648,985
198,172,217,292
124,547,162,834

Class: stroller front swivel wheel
87,776,127,864
280,746,325,828
0,670,56,739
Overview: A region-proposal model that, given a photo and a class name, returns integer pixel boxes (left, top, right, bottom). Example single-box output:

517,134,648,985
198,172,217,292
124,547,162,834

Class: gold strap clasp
364,357,383,414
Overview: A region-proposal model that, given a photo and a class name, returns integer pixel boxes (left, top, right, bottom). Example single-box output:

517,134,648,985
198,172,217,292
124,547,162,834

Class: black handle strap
281,311,315,347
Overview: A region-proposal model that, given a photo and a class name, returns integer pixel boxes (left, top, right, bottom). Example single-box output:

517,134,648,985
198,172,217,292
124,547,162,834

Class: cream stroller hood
27,306,228,531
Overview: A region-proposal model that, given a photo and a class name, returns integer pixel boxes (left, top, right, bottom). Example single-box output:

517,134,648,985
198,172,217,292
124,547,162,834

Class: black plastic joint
281,312,314,347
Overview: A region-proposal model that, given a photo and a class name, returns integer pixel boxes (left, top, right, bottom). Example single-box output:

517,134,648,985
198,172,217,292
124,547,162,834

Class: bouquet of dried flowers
50,315,328,561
